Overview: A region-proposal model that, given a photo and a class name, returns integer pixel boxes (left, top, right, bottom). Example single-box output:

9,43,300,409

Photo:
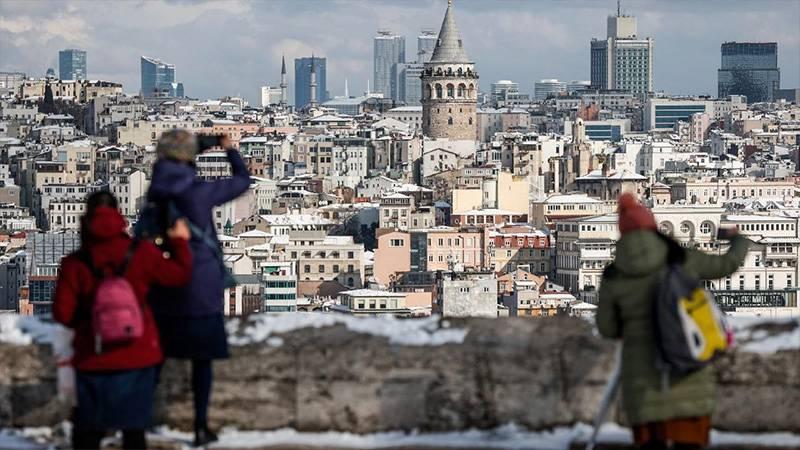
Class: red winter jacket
53,206,192,371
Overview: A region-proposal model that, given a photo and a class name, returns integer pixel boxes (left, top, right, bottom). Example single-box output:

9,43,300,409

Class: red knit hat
618,193,657,235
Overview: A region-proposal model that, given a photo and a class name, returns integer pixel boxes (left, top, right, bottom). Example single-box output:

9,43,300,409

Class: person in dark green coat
597,194,749,450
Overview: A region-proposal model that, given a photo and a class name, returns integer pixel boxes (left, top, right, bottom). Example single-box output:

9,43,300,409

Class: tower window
448,117,454,125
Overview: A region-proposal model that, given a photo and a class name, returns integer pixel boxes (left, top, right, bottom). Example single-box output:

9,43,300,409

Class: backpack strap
117,240,140,277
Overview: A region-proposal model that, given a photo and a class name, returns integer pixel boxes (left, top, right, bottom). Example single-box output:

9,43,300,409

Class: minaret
279,55,288,107
309,54,318,109
421,0,478,140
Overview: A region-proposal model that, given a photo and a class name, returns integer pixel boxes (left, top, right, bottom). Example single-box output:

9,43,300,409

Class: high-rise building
534,79,567,100
140,56,184,97
566,80,591,94
417,30,438,63
261,86,282,107
58,49,86,80
374,31,406,100
421,0,478,140
394,63,425,105
294,56,327,109
590,6,653,97
490,80,519,106
0,72,26,96
718,42,780,103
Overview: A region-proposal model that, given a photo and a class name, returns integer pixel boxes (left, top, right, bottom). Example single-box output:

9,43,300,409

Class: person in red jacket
53,191,192,450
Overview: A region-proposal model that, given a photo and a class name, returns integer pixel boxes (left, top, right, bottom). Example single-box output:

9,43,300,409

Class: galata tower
421,0,478,141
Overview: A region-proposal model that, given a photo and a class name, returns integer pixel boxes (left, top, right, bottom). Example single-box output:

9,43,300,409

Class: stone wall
1,316,798,434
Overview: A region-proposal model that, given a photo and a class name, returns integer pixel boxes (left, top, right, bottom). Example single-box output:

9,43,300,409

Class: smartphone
197,134,223,152
716,227,737,240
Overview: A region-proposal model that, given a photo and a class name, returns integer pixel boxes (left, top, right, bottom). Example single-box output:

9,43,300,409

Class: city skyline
0,0,798,106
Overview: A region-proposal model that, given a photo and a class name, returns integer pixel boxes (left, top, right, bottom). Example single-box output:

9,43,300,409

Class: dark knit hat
618,193,657,235
156,129,198,162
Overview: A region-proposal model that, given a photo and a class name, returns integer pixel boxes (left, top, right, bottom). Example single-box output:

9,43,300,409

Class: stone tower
421,0,478,140
280,55,288,108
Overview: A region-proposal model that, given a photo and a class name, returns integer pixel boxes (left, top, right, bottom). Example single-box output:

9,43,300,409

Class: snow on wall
226,313,469,346
2,313,798,352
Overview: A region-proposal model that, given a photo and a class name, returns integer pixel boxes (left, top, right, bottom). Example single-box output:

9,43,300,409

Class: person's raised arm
684,229,750,280
194,135,251,206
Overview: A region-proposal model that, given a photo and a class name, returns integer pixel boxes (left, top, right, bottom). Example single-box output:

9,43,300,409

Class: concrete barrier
1,316,798,434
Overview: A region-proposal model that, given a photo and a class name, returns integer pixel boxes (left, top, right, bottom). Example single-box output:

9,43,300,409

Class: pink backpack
81,242,143,354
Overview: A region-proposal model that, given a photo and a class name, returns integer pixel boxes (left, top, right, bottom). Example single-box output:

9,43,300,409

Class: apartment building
435,271,498,318
261,261,298,313
529,193,609,230
286,231,365,294
410,227,485,272
671,177,795,205
486,224,551,274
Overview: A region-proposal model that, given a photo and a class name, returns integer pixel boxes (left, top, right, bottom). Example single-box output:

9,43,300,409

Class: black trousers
72,429,146,450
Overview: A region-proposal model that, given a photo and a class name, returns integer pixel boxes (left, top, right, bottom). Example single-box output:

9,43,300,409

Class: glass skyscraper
58,49,86,80
141,56,183,97
394,62,424,105
417,30,438,63
373,31,405,101
718,42,780,103
294,57,327,109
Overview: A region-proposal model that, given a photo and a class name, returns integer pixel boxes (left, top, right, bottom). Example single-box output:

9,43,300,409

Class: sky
1,0,798,106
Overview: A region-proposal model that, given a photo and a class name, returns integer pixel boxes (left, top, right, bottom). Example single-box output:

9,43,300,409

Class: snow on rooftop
237,229,272,238
226,313,468,347
340,289,405,298
541,193,602,204
260,214,333,226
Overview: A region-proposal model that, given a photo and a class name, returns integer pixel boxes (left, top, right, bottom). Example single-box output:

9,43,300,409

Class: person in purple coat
146,129,250,446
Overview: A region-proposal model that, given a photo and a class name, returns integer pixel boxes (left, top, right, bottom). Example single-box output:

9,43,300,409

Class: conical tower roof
281,55,286,75
430,0,470,63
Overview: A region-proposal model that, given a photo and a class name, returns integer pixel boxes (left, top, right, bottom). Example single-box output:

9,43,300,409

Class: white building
109,169,148,217
590,12,654,97
534,79,566,100
260,85,282,107
262,261,298,313
436,271,498,318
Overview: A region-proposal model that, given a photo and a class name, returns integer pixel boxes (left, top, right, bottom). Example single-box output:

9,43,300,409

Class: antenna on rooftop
617,0,621,16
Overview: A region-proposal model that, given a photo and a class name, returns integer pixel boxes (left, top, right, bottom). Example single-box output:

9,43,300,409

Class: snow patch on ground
730,316,800,354
148,423,800,449
3,423,800,449
227,313,468,347
0,315,59,346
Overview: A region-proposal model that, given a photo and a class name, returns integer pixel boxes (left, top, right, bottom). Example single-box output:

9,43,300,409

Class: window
332,265,340,273
679,221,693,235
448,117,453,125
739,275,745,290
348,251,354,258
304,265,310,273
318,264,325,273
390,239,404,247
348,264,354,272
700,221,714,235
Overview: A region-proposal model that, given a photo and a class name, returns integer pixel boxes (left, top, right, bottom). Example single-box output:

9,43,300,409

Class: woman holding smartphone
146,130,250,447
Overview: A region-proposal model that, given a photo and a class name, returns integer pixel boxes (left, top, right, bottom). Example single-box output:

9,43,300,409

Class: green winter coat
596,230,749,425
